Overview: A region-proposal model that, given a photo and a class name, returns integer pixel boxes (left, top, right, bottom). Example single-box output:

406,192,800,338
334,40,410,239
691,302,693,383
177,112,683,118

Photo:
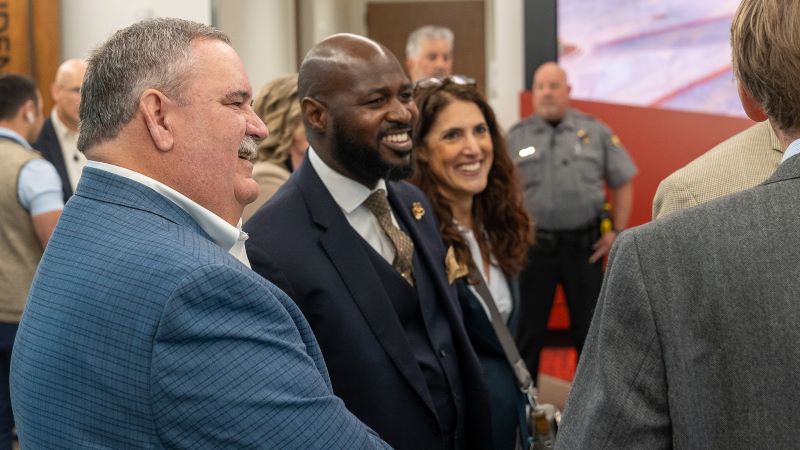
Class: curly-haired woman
411,76,533,450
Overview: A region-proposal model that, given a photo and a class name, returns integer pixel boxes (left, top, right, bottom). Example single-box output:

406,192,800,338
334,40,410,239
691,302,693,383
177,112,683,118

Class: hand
589,231,617,263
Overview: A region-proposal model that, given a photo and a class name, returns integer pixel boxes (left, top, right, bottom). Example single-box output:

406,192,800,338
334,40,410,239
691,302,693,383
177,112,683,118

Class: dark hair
0,73,38,121
411,82,533,278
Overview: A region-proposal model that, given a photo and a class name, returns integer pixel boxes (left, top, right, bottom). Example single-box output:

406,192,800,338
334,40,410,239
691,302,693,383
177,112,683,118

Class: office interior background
3,0,757,381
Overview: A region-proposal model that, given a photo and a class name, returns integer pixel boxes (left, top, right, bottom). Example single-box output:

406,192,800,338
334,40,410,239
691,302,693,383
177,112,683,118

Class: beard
331,121,412,185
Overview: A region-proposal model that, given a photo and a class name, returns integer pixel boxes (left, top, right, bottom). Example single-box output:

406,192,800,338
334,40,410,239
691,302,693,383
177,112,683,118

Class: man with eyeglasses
507,62,637,383
34,59,88,202
246,33,491,450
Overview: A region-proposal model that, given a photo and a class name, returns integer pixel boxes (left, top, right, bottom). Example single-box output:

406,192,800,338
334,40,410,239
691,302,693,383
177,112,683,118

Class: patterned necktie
363,189,416,286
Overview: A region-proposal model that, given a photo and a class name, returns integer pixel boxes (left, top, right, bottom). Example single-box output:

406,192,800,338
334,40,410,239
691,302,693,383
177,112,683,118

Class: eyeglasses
414,75,476,94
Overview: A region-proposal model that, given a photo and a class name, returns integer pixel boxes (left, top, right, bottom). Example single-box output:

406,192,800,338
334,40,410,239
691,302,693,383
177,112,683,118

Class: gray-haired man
10,18,388,449
405,25,454,82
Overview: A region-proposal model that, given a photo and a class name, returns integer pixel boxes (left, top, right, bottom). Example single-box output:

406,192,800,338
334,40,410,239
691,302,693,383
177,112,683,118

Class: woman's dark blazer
456,275,528,450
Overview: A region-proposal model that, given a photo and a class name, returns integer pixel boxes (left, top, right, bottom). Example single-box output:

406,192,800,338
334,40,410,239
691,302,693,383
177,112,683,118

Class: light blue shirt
780,138,800,164
0,127,64,215
86,161,251,268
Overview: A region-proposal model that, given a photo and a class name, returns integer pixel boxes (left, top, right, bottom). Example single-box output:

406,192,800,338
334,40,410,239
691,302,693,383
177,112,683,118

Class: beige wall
58,0,524,129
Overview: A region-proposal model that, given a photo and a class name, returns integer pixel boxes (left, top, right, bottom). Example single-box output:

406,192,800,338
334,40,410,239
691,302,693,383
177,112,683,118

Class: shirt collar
85,160,247,253
531,108,575,132
0,127,32,149
50,109,77,140
780,138,800,164
308,146,388,213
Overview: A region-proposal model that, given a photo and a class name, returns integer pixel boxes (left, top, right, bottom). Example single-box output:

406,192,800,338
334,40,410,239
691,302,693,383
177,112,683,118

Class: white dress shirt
460,226,513,323
51,109,86,191
308,146,398,264
87,161,251,267
780,138,800,164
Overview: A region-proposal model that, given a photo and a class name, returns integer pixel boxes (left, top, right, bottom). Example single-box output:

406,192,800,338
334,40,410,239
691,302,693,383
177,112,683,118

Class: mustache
238,136,258,162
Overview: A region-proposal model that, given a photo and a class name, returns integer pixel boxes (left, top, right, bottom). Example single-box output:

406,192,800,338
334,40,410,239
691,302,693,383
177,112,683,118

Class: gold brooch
411,202,425,220
445,246,469,285
577,129,590,145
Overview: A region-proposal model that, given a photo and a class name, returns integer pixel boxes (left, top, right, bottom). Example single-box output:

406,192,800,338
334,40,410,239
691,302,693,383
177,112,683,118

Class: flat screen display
558,0,743,116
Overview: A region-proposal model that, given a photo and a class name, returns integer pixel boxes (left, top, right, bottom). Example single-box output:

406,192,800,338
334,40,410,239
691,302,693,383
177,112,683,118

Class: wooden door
1,0,61,113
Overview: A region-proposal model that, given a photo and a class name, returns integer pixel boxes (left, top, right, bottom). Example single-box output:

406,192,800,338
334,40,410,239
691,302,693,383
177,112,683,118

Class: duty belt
535,220,600,251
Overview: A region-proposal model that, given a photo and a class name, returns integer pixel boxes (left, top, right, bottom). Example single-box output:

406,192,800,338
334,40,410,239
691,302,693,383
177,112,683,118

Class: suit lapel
294,160,437,414
387,182,462,324
39,120,73,199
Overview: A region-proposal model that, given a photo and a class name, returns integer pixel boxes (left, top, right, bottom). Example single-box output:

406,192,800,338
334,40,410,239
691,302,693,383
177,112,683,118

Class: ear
50,82,59,101
139,88,174,152
20,99,36,124
301,97,327,134
405,57,414,75
738,83,768,122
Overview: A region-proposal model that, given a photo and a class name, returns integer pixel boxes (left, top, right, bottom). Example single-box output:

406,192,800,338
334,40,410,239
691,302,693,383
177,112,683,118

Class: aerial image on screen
558,0,743,117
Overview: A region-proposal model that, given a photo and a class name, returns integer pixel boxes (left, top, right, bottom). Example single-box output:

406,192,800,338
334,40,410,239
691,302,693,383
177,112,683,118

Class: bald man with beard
246,34,492,450
34,59,87,202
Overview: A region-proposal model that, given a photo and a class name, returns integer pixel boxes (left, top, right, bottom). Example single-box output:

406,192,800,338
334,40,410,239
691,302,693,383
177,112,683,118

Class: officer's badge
577,129,590,145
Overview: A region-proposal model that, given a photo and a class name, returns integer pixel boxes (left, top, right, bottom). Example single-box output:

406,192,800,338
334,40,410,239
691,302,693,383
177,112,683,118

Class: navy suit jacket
11,167,388,449
245,157,491,450
32,118,72,201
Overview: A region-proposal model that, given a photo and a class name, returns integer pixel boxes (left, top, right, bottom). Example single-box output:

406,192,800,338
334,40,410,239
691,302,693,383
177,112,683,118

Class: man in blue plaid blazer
9,18,388,449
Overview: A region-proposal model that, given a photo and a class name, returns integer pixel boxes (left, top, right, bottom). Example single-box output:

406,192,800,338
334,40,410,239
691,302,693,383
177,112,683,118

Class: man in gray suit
557,0,800,448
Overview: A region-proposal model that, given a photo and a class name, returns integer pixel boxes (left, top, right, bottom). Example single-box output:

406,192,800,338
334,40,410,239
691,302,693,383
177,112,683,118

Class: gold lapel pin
411,202,425,220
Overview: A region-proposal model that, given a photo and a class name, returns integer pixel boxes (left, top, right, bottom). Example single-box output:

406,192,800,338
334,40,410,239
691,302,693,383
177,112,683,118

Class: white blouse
460,226,513,323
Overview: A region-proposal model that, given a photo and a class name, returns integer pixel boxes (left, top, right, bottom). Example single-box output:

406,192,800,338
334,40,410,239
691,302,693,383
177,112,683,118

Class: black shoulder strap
471,269,539,407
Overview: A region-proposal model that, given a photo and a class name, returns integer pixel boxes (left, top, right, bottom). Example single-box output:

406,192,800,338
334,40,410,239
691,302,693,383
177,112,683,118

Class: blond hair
732,0,800,133
253,74,301,164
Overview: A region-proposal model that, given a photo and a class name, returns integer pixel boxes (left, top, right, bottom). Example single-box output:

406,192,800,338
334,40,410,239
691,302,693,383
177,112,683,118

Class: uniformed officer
507,62,637,380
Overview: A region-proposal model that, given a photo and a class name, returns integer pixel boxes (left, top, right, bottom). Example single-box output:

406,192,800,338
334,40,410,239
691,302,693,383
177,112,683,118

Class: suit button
439,348,447,358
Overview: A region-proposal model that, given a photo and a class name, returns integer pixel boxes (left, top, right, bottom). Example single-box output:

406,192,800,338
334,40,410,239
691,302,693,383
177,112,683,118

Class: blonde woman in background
242,74,308,221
